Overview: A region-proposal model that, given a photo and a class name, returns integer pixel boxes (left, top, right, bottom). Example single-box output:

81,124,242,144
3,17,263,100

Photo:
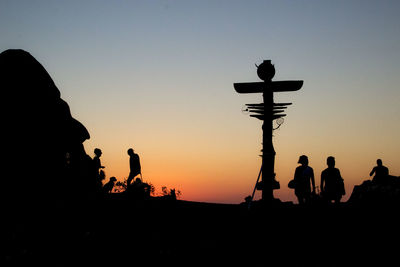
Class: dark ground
3,195,399,267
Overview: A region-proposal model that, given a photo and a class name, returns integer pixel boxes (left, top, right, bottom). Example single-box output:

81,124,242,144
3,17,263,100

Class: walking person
293,155,315,205
321,156,345,204
127,148,141,187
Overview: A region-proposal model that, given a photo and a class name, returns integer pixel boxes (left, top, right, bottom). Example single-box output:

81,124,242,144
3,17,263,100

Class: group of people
291,155,344,205
92,147,390,206
291,155,389,205
92,147,142,194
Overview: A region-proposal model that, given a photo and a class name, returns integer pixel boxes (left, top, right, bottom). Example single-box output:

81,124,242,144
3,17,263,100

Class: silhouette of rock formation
348,175,400,206
0,49,96,213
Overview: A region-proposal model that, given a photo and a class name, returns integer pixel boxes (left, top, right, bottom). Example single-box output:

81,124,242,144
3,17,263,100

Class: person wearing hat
293,155,315,205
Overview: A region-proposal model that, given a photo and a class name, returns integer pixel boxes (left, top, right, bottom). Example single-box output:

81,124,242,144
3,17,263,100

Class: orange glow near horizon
78,68,400,204
3,1,399,204
84,124,400,204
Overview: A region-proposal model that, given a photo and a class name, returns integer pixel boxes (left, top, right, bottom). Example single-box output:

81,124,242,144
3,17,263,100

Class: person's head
298,155,308,166
127,148,134,156
94,148,102,157
327,156,335,168
110,177,117,182
377,159,382,166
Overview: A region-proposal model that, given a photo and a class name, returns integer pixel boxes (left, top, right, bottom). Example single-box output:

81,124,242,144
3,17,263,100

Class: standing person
293,155,315,205
93,148,105,190
321,156,345,204
93,148,105,175
369,159,389,184
127,148,141,187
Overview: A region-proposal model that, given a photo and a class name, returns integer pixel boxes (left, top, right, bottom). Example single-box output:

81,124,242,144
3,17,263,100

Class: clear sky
1,0,399,203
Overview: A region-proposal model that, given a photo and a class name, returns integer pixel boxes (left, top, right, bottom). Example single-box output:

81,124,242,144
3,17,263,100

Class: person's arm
294,167,299,181
100,159,105,169
311,168,316,192
320,172,325,193
137,155,142,173
370,167,375,176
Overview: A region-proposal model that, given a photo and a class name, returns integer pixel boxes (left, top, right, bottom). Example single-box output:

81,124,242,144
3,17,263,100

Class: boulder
0,49,96,211
348,175,400,206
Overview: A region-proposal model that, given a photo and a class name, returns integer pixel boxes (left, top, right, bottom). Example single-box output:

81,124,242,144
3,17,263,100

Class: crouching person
103,177,117,194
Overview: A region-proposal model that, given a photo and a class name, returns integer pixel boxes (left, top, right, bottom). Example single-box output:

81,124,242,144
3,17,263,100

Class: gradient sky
1,0,399,203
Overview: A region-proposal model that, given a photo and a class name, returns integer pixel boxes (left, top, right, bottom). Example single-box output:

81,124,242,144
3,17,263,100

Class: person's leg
127,174,134,187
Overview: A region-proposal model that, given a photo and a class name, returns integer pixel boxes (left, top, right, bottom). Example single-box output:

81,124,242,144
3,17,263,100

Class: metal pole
262,82,275,203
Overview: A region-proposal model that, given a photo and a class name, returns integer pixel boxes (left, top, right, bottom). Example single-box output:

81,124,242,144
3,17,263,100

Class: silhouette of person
321,156,344,204
93,148,105,175
103,177,117,194
370,159,389,184
91,148,106,192
293,155,315,205
127,148,141,187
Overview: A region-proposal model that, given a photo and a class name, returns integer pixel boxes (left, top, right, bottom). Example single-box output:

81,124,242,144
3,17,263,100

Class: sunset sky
1,0,399,203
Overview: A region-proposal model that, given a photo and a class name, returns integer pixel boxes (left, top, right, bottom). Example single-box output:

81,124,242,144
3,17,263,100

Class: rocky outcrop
0,49,96,211
348,175,400,206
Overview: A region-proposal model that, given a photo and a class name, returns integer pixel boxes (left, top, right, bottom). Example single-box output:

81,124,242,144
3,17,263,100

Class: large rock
0,49,96,211
348,175,400,206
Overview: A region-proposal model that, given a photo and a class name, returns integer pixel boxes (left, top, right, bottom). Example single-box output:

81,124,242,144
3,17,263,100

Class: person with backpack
293,155,315,205
320,156,345,204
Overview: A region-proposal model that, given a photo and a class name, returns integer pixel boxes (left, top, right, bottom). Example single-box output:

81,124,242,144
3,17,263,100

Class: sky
1,0,399,203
